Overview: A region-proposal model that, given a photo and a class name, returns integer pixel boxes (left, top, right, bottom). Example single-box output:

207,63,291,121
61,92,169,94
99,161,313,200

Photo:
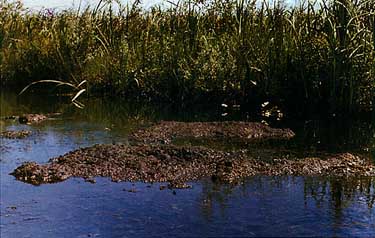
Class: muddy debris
18,114,48,124
3,113,61,124
11,144,375,186
84,177,96,184
123,188,137,193
129,121,295,144
159,185,167,190
11,144,222,185
1,130,32,139
168,181,192,189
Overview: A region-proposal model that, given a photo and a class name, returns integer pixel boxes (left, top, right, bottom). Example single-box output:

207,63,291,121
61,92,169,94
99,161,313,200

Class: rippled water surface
1,91,374,237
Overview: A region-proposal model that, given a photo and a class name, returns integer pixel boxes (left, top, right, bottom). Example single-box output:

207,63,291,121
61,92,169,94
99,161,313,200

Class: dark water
1,91,374,237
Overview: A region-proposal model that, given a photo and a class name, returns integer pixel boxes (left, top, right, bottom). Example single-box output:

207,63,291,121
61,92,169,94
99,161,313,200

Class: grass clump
0,0,374,115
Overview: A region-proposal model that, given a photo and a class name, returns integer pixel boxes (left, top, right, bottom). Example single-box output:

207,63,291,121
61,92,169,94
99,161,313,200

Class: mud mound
129,121,295,144
11,144,375,186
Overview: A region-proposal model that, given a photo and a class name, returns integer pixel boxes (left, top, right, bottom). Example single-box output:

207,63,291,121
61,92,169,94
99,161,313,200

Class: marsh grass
0,0,374,114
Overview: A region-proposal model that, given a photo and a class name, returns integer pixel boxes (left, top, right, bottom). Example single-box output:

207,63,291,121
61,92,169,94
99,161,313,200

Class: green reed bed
0,0,374,115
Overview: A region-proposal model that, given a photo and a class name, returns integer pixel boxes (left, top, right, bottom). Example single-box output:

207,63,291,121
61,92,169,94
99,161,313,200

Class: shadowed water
1,91,374,237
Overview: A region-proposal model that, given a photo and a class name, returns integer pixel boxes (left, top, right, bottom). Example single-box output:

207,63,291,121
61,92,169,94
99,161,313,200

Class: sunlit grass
0,0,374,114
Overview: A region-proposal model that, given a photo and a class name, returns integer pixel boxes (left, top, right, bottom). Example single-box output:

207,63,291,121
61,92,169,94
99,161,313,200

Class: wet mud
18,114,48,124
10,121,375,187
1,130,32,139
11,144,375,186
129,121,295,144
3,113,61,124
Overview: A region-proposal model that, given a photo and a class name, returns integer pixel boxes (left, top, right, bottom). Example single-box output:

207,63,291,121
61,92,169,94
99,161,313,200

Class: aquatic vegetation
0,0,374,114
19,79,87,108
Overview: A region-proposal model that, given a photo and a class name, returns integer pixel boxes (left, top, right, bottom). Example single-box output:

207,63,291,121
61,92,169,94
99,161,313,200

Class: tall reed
0,0,374,114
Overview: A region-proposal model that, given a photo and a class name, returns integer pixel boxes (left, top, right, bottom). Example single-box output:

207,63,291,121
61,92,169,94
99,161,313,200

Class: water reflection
197,177,375,236
1,90,375,237
199,176,375,216
304,177,375,209
2,90,374,154
289,119,375,155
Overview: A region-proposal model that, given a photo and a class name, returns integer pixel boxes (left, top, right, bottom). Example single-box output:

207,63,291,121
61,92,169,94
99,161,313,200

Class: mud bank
129,121,295,144
11,144,375,186
3,113,61,124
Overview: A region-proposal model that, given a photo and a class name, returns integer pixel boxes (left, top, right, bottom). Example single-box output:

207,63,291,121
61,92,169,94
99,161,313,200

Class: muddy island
129,121,295,144
10,121,375,187
11,143,375,186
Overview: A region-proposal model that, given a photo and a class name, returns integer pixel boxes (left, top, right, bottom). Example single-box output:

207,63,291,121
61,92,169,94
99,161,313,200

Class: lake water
1,91,374,237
